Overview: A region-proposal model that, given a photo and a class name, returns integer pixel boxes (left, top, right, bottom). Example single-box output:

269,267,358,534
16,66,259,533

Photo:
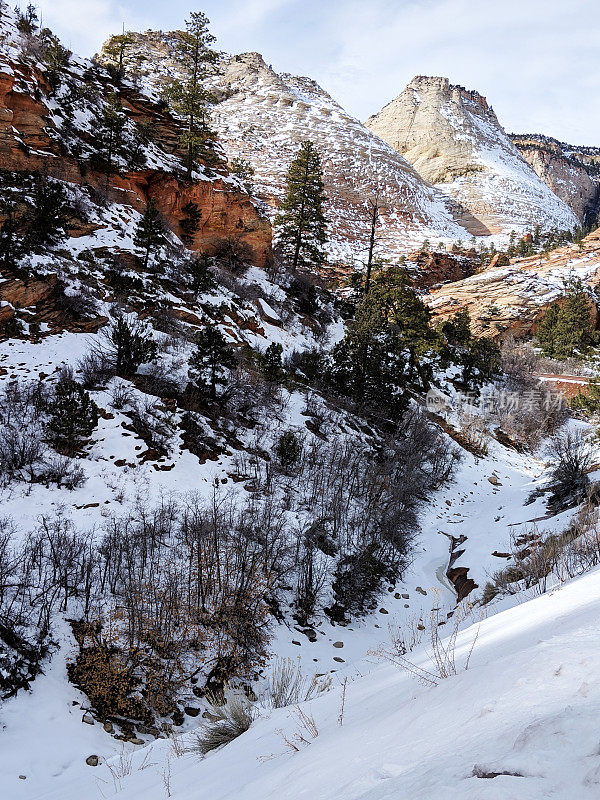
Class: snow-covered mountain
366,76,580,238
510,133,600,225
3,10,600,800
99,35,474,262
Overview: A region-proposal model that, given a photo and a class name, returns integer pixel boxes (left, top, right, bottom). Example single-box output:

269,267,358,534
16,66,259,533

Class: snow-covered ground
3,471,597,799
0,338,591,798
64,563,600,800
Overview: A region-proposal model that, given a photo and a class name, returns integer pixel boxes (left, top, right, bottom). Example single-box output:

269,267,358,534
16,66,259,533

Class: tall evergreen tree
537,281,597,358
328,293,409,417
39,28,71,91
164,12,218,180
188,327,236,400
364,195,381,294
92,93,128,189
371,265,440,389
15,3,38,34
0,198,24,271
179,201,202,246
103,30,136,80
25,176,70,248
134,199,165,268
260,342,284,383
275,140,327,272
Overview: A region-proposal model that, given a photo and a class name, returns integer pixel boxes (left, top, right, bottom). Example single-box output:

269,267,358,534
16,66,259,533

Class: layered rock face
425,228,600,338
100,36,473,262
510,134,600,224
0,24,272,270
366,77,579,237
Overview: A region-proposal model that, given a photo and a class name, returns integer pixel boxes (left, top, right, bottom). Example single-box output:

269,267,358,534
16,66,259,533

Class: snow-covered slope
366,76,580,238
101,567,600,799
99,35,473,262
0,355,592,798
14,507,600,799
510,133,600,224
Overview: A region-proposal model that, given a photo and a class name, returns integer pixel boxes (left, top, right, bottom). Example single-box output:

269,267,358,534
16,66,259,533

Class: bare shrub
110,380,133,410
33,455,86,489
213,234,253,276
372,601,478,686
189,691,255,755
0,381,47,483
545,428,592,510
0,422,43,482
262,657,331,709
127,398,177,455
500,336,538,385
456,412,490,456
481,505,600,603
53,281,98,318
277,707,319,753
78,348,115,389
495,387,568,450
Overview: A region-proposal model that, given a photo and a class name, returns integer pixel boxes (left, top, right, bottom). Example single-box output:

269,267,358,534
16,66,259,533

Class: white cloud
314,0,600,144
35,0,149,55
32,0,600,145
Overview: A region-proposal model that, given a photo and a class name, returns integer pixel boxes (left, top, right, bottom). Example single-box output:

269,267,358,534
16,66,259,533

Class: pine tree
363,195,382,294
260,342,284,383
537,281,597,358
188,327,236,399
186,254,216,295
16,3,37,34
229,157,255,194
0,198,24,271
442,308,472,347
328,294,409,417
92,93,128,189
460,337,500,388
25,176,70,248
371,265,440,389
164,12,218,181
46,376,99,456
103,30,136,80
108,316,158,378
275,140,327,272
179,201,202,246
571,378,600,415
39,28,71,91
134,199,164,268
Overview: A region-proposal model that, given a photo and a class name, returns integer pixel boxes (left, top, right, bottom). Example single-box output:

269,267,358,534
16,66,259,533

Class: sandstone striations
99,36,474,262
0,25,272,270
425,228,600,338
366,76,579,238
510,134,600,225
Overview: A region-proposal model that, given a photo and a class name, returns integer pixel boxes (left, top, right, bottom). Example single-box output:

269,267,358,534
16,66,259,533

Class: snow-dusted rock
366,76,580,237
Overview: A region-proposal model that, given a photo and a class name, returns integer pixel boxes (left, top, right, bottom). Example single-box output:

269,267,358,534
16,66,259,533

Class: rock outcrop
425,228,600,337
366,76,579,237
510,134,600,225
0,22,272,270
100,36,474,261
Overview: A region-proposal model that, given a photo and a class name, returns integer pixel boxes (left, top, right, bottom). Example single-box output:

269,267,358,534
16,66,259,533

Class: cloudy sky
33,0,599,145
